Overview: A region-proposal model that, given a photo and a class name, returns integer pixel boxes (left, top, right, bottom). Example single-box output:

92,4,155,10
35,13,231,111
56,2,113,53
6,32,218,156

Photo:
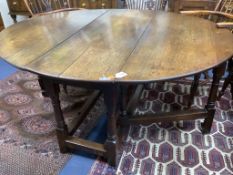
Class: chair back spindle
181,0,233,26
216,0,233,13
126,0,167,11
24,0,76,16
214,0,233,23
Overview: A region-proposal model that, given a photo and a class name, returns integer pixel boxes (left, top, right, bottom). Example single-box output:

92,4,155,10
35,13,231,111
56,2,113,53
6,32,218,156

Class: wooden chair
180,0,233,106
23,0,82,16
125,0,168,10
0,13,4,32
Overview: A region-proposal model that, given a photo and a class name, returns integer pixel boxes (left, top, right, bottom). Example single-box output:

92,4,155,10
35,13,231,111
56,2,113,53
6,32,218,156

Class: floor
0,59,106,175
0,1,105,174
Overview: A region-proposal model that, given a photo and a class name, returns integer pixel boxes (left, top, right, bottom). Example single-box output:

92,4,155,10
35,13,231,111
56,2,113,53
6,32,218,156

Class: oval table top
0,9,233,83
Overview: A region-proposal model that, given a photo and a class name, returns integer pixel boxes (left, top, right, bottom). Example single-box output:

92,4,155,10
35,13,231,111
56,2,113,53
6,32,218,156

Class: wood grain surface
0,9,233,83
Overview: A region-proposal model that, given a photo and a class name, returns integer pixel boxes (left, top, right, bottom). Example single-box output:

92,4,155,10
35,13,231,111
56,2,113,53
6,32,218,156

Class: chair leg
230,81,233,100
218,58,233,100
187,73,201,108
218,75,231,100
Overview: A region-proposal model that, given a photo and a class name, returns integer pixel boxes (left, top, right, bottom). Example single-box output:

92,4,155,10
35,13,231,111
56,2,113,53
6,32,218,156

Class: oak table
0,9,233,166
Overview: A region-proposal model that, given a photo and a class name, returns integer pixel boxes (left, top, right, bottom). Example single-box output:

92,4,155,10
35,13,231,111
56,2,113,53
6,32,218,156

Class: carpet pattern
0,71,104,175
0,71,70,175
0,144,64,175
89,81,233,175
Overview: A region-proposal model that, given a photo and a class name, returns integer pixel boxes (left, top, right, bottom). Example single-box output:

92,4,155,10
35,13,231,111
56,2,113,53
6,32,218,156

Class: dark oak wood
120,109,207,125
181,10,233,32
67,90,101,135
0,10,233,82
65,136,107,156
6,0,118,22
123,63,225,135
126,0,167,10
0,10,233,167
22,1,89,98
23,0,83,16
181,10,233,19
103,84,120,166
202,63,226,133
169,0,217,12
126,84,144,115
187,73,201,108
37,76,48,97
123,63,226,134
7,0,29,22
0,13,4,32
218,59,233,99
41,76,105,158
181,0,233,103
217,22,233,29
42,78,69,153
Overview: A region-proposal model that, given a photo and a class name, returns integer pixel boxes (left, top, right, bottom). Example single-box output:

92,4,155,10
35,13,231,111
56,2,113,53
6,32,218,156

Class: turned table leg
187,73,201,108
202,63,226,134
119,84,129,119
42,78,69,153
103,84,119,166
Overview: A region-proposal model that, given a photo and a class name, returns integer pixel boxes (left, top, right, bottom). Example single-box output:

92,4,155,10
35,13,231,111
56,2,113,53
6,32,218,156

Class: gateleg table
0,9,233,166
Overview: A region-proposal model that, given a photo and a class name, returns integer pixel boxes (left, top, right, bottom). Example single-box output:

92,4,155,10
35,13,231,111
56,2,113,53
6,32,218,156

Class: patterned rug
89,81,233,175
0,71,104,175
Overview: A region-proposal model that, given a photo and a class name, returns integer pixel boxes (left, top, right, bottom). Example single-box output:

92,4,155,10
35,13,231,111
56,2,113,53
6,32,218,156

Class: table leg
42,78,69,153
119,84,129,119
202,63,226,134
187,73,201,108
103,84,119,166
38,76,48,97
